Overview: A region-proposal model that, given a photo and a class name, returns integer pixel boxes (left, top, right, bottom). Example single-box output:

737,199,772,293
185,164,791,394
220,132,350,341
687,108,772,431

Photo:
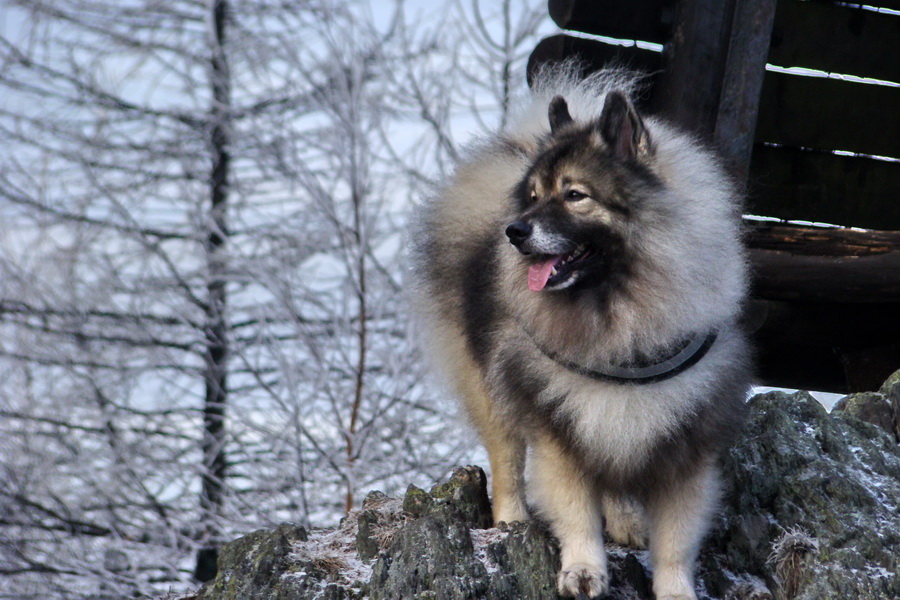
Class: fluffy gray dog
411,66,751,600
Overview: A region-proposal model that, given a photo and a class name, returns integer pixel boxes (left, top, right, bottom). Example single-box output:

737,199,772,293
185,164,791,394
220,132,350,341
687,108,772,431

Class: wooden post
715,0,778,184
653,0,776,183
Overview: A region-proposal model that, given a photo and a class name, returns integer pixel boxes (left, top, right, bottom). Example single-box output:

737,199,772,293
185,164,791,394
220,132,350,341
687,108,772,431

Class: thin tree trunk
344,186,367,514
344,71,368,512
195,0,230,583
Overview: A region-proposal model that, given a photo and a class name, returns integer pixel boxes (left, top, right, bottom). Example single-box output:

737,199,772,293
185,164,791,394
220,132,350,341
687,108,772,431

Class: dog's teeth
551,267,558,276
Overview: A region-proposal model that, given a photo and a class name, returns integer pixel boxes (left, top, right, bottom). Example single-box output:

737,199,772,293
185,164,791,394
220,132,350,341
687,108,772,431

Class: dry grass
766,527,818,600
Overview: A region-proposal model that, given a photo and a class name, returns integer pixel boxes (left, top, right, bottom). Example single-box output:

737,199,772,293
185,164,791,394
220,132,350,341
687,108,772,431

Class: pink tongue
528,257,561,292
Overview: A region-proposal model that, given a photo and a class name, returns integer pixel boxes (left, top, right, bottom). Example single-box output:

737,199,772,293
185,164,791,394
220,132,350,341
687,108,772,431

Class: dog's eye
565,190,588,201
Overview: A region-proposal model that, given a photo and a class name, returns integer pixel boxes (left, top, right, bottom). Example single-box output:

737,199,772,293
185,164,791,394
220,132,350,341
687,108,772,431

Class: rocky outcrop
187,377,900,600
709,389,900,599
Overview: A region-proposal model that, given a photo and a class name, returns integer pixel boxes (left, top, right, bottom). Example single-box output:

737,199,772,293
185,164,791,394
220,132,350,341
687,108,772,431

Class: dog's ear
597,91,651,160
548,95,574,134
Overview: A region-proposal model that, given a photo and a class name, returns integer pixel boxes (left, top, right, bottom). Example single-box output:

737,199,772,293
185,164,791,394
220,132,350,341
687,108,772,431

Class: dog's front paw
557,562,609,598
491,503,529,526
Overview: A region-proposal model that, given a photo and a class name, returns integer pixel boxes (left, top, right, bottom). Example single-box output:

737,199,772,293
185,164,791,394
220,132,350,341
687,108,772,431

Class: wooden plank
756,70,900,157
547,0,673,43
747,224,900,302
752,300,900,393
547,0,900,84
527,35,662,92
769,1,900,83
748,145,900,230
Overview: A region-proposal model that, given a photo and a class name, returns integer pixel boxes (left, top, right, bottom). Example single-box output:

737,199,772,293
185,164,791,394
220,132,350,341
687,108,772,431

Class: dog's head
506,92,659,292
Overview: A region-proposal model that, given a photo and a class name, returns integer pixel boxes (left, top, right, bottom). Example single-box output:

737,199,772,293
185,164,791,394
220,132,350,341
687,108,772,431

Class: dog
411,66,751,600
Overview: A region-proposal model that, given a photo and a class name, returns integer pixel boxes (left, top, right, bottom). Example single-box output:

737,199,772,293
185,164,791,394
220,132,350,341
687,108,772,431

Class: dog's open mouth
527,244,591,291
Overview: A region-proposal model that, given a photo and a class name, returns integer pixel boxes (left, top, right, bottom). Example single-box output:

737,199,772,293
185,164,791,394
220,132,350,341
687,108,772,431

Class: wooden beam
747,223,900,302
651,0,736,138
547,0,900,84
747,222,900,393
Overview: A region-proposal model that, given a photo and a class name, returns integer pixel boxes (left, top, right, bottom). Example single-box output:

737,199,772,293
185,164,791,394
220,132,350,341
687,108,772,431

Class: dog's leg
531,433,607,598
482,423,528,525
461,377,528,525
645,460,720,600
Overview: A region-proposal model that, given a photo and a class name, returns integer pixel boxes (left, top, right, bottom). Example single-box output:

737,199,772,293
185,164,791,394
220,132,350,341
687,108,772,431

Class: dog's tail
505,60,646,142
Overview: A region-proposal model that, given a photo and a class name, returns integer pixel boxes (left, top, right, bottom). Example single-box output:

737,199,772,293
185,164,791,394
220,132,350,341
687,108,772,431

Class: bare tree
0,0,549,597
454,0,549,130
382,0,549,181
0,0,469,596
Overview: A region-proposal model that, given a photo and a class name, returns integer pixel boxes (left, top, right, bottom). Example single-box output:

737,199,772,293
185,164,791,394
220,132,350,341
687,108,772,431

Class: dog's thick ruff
411,65,751,600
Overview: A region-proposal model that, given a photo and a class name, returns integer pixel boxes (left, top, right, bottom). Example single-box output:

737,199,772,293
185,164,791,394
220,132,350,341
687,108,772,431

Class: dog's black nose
505,221,532,247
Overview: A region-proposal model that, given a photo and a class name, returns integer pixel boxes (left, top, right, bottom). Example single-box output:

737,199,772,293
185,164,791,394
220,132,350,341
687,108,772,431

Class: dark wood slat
549,0,900,83
548,0,674,43
769,1,900,83
747,224,900,302
750,253,900,303
748,145,900,230
756,70,900,157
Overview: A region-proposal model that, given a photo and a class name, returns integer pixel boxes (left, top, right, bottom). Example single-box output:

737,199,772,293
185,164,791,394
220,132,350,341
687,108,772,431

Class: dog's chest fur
491,339,710,479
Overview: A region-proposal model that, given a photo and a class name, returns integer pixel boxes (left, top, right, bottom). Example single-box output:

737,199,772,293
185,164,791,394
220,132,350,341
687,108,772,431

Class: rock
879,368,900,399
878,368,900,442
428,465,494,529
368,512,488,600
708,390,900,599
190,381,900,600
401,484,434,519
193,523,334,600
482,520,561,600
832,392,896,440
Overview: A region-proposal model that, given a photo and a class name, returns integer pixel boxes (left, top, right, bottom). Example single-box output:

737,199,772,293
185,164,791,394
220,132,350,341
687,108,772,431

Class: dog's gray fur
411,66,751,600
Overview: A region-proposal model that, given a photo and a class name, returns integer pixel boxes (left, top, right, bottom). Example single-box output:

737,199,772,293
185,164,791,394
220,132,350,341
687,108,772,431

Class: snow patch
288,524,374,588
469,527,510,574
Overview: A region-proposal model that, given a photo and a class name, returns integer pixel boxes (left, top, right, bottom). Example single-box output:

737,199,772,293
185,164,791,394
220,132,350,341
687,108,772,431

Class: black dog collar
528,329,718,385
